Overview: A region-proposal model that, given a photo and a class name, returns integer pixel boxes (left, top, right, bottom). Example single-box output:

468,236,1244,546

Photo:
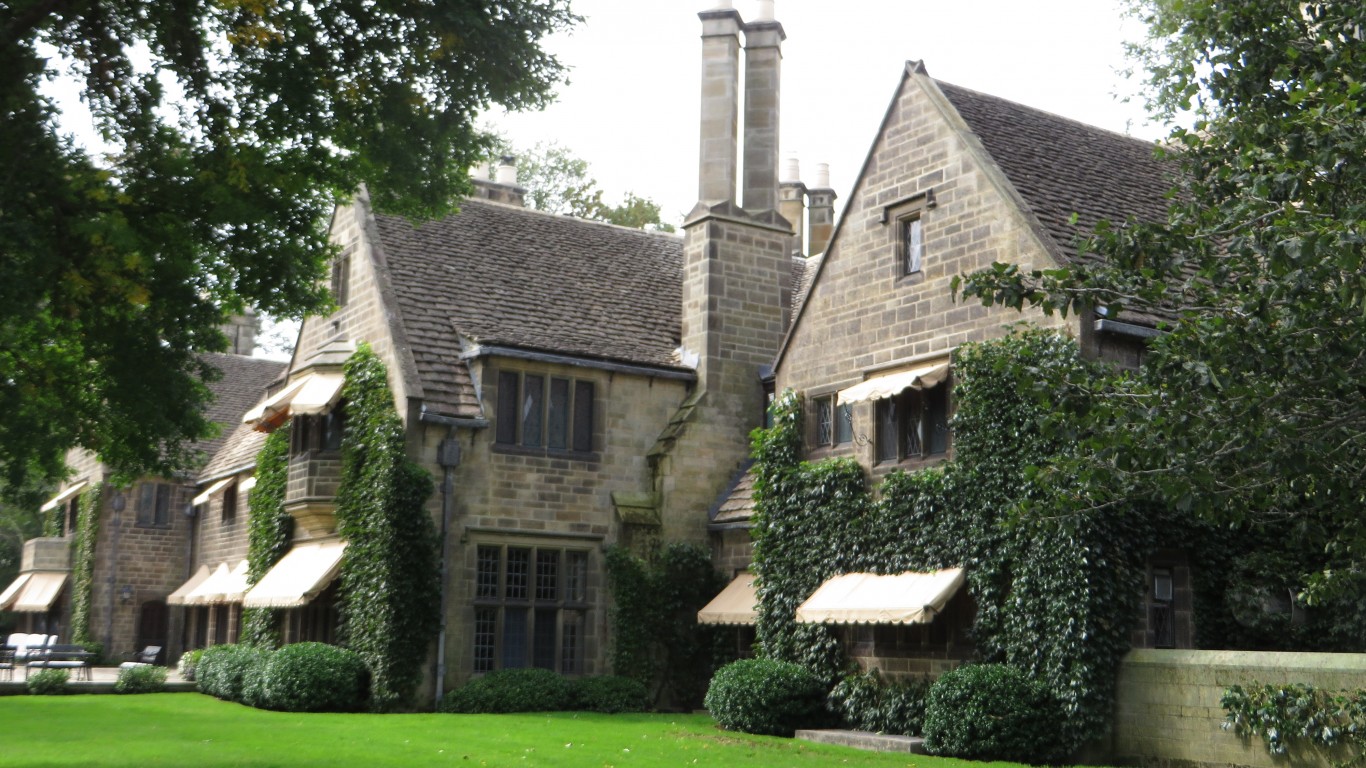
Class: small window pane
535,550,559,602
476,546,500,600
222,483,238,523
548,378,570,450
875,399,898,463
505,548,530,601
502,608,528,668
572,381,594,453
154,485,172,526
925,384,950,455
565,552,587,603
835,403,854,445
533,608,558,669
473,607,496,673
496,372,519,444
903,217,923,274
902,391,925,458
561,611,582,674
522,376,544,447
815,396,833,446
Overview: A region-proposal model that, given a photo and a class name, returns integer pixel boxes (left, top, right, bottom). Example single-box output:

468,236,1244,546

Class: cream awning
698,572,758,625
166,564,214,606
39,481,89,512
3,572,68,613
242,373,344,429
837,361,950,406
182,561,250,605
795,567,965,625
242,540,347,608
192,477,234,507
0,573,33,610
238,476,258,494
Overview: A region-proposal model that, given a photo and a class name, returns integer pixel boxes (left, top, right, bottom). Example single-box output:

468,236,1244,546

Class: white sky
484,0,1166,227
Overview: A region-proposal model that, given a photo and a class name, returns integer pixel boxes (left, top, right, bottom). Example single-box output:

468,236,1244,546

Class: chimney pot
469,161,491,180
781,156,801,183
496,157,518,186
814,162,831,190
755,0,775,21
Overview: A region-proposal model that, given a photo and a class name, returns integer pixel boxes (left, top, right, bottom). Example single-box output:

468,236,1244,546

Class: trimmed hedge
829,669,930,736
196,644,272,703
439,668,575,714
922,663,1065,764
575,675,650,714
704,658,826,737
263,642,369,712
115,665,168,694
27,668,69,695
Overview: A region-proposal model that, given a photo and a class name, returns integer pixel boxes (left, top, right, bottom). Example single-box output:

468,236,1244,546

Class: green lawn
0,693,1026,768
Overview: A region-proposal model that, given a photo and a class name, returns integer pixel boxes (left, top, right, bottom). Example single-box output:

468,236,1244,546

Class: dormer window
495,371,595,457
901,216,923,276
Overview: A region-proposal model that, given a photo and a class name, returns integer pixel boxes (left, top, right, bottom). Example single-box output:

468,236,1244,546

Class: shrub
240,650,273,709
829,669,930,736
196,644,272,704
704,658,826,736
922,663,1065,764
574,676,651,714
439,668,576,714
177,649,204,681
27,668,69,695
115,665,168,694
263,642,370,712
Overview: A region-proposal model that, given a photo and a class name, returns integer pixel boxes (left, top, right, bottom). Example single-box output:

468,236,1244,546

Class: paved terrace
0,666,196,695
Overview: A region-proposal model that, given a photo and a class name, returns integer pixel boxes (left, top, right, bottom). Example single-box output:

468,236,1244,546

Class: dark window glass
322,407,345,452
902,216,923,275
533,608,558,669
502,607,528,668
136,483,172,527
155,485,171,526
222,482,238,523
836,403,854,445
548,378,570,450
572,381,594,453
506,548,530,601
565,552,587,603
875,399,898,463
473,607,496,673
901,391,924,458
522,376,544,447
815,396,833,445
535,550,559,602
496,372,520,445
925,384,950,455
331,249,352,307
875,382,950,462
561,611,582,674
476,546,500,600
471,546,590,675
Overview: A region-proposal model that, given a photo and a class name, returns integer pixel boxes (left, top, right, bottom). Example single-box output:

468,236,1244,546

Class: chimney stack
469,155,526,207
778,156,806,256
741,6,784,213
696,4,743,204
806,162,837,256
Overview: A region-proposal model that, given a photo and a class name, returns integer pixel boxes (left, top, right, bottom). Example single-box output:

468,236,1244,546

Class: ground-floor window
473,544,588,674
283,581,340,645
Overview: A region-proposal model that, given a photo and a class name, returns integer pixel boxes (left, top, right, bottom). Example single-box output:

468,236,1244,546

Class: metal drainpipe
433,430,462,709
103,490,125,652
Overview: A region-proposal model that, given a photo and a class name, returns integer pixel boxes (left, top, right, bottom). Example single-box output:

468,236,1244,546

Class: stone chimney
697,2,742,204
221,309,259,356
469,156,525,207
778,156,806,256
741,6,784,213
806,162,837,256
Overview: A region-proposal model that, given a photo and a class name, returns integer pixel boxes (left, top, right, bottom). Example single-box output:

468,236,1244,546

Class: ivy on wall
1222,681,1366,763
335,344,439,712
69,485,101,645
605,542,727,709
751,328,1161,751
241,424,294,648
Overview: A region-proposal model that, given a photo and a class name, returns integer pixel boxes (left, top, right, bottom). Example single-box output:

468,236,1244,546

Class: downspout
103,489,126,653
432,428,462,709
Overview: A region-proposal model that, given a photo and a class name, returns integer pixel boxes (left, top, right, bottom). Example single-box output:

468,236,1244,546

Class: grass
0,693,1030,768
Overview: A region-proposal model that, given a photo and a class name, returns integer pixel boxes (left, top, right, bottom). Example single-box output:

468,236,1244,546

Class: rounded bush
262,642,369,712
922,663,1065,764
27,668,69,695
115,665,168,694
439,668,575,713
829,669,930,736
177,649,203,681
704,658,826,736
196,644,272,704
574,676,650,714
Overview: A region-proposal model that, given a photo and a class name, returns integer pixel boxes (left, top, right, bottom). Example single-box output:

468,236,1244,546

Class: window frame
290,407,346,457
811,394,853,449
873,380,951,465
493,370,597,458
221,481,238,524
882,189,936,282
134,482,174,528
330,246,353,307
472,543,590,675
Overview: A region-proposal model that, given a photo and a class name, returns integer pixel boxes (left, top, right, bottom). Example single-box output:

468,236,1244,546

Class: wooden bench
24,644,93,681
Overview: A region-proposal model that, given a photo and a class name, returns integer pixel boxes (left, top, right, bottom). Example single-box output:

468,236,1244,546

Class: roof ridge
434,197,685,241
933,78,1160,148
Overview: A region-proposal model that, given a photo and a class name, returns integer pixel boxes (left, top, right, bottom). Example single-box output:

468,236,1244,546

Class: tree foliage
487,141,676,231
954,0,1366,599
0,0,577,493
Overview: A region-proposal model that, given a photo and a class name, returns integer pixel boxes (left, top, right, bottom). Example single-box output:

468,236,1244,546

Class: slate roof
195,354,286,470
711,466,758,525
371,199,811,420
936,80,1176,266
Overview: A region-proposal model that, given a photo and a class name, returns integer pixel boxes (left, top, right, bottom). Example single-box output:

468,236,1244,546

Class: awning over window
181,561,250,606
192,477,234,507
836,361,950,406
242,539,347,609
0,572,68,613
166,564,214,606
697,572,758,625
39,481,89,512
242,372,345,430
238,476,258,494
795,567,965,625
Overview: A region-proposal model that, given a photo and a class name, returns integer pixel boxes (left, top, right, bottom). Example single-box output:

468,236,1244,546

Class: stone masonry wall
777,72,1069,476
1112,649,1366,768
195,471,252,571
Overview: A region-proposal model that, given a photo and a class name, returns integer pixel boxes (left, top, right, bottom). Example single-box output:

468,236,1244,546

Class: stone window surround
471,542,591,676
809,392,854,449
874,379,951,466
882,188,937,284
492,369,596,459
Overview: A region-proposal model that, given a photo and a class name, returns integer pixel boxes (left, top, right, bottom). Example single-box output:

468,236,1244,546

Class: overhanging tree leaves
0,0,577,493
486,141,677,230
955,0,1366,600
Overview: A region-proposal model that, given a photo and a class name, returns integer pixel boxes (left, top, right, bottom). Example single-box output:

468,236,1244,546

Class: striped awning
837,361,949,406
242,540,347,609
166,565,214,606
796,568,965,625
242,373,344,430
180,561,250,605
0,572,68,613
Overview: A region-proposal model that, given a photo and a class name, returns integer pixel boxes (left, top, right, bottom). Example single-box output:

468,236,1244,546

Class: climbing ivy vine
69,485,101,645
751,328,1163,751
335,344,439,712
241,425,294,648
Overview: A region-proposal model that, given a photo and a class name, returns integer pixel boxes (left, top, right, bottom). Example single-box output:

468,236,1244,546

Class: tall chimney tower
807,162,837,256
779,156,806,256
697,2,742,204
741,5,784,213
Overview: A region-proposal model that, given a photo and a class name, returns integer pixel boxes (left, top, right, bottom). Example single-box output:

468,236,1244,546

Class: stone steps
794,729,926,754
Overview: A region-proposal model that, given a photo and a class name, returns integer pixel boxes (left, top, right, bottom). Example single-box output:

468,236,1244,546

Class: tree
486,141,676,231
0,0,577,493
956,1,1366,598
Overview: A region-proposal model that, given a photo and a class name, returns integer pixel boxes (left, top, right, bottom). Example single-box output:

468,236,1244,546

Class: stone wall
195,472,251,570
1112,649,1366,768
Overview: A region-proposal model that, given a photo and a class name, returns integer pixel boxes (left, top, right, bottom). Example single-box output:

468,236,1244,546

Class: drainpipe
432,430,462,709
103,489,125,653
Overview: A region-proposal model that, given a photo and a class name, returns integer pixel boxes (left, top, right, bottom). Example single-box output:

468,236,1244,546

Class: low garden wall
1112,649,1366,768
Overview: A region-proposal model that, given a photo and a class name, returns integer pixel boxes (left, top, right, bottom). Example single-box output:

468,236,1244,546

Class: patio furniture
119,646,162,669
24,644,93,681
0,646,14,681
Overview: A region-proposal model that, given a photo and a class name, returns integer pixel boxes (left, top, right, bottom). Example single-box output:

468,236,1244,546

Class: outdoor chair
119,646,162,669
0,646,13,681
24,643,92,682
